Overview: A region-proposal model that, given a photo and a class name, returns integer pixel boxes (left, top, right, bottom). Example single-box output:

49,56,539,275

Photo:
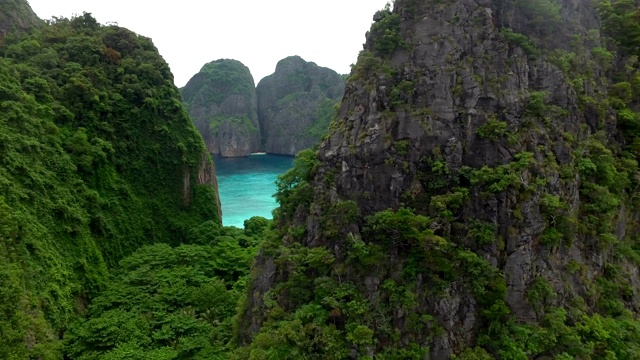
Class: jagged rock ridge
237,0,640,358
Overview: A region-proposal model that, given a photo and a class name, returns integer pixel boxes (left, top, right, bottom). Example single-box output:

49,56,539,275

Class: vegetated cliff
257,55,345,155
0,0,41,34
0,10,220,358
237,0,640,358
181,59,261,157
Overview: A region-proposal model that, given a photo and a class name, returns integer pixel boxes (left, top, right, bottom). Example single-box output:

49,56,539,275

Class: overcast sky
27,0,390,87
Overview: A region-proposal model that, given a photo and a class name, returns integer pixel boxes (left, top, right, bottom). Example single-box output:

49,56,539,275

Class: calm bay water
214,154,294,228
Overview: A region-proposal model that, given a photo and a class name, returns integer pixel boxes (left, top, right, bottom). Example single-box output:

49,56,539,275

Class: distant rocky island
181,56,345,157
180,59,261,157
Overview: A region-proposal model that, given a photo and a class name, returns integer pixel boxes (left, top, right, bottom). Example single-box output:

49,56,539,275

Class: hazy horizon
27,0,391,87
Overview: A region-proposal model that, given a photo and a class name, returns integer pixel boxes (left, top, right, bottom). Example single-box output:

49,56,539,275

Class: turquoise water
214,154,294,228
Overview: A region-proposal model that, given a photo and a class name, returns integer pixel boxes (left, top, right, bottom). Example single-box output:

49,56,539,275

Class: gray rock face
239,0,640,357
0,0,41,35
257,56,345,155
310,1,609,353
181,59,260,157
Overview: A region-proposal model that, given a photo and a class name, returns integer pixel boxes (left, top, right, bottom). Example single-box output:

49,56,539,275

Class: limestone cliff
0,0,41,35
257,56,345,155
182,59,261,157
238,0,640,358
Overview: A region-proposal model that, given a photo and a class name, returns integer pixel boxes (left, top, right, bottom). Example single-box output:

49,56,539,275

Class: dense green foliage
515,0,561,32
500,28,540,56
598,0,640,163
370,3,405,57
65,222,265,359
307,98,339,139
272,148,319,219
0,12,219,358
181,59,255,107
5,0,640,358
598,0,640,56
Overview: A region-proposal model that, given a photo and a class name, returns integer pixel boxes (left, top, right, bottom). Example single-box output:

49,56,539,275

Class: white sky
26,0,390,87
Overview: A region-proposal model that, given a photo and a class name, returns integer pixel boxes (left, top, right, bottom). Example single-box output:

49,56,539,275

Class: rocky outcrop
184,153,222,221
257,56,345,155
182,59,260,157
0,0,41,35
238,0,640,358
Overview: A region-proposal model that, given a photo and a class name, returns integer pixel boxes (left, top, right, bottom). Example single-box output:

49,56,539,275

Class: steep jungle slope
65,218,269,359
257,56,345,155
181,59,261,157
0,11,220,359
237,0,640,358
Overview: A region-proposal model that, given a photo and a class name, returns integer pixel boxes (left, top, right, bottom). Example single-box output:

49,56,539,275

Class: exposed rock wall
182,59,261,157
238,0,640,357
184,153,222,220
257,56,345,155
183,56,345,157
0,0,41,35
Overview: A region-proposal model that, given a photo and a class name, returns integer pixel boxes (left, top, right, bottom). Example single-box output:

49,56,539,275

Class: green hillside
3,0,640,359
0,12,220,358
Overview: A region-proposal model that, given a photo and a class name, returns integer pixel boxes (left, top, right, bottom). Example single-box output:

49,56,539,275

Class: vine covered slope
0,10,220,358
